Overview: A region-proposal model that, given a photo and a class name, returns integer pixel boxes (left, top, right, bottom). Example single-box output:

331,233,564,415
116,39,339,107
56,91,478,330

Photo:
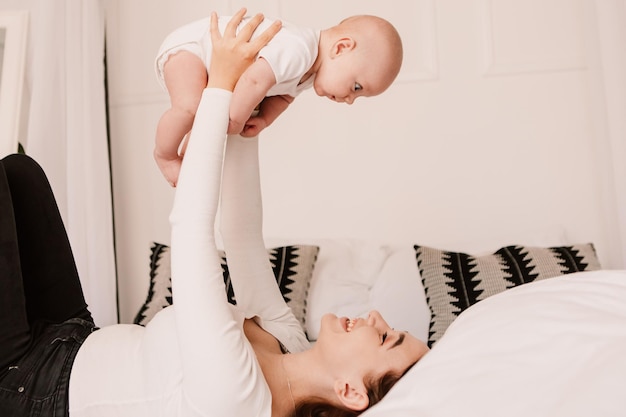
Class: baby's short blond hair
337,15,403,82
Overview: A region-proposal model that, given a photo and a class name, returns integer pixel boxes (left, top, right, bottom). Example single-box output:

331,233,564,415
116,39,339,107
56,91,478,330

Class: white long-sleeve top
69,88,310,417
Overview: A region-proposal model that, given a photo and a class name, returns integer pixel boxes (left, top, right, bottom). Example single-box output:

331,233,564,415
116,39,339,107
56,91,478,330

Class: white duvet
363,270,626,417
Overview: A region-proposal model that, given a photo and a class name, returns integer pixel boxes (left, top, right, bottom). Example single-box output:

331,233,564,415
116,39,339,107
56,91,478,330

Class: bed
135,238,626,416
362,269,626,417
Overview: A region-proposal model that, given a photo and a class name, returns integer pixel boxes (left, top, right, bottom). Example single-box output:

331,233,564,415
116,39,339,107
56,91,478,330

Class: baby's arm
239,94,293,137
228,57,276,135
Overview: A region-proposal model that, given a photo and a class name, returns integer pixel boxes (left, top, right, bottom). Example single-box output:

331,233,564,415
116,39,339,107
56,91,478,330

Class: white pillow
264,238,430,342
305,239,390,340
370,246,430,342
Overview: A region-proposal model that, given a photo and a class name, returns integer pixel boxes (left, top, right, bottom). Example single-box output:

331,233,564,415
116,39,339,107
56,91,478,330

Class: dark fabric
0,318,96,417
0,154,96,416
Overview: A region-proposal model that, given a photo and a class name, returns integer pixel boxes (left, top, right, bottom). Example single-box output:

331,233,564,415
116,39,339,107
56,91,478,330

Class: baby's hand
240,116,268,137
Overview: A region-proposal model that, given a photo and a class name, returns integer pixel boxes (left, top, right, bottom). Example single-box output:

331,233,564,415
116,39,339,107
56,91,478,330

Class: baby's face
313,47,395,105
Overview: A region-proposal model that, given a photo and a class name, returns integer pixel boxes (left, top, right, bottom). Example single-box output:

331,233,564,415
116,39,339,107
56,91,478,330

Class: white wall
0,0,35,150
105,0,620,323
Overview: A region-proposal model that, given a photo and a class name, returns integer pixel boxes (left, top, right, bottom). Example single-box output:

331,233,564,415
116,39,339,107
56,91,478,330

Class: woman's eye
381,332,388,344
354,83,362,92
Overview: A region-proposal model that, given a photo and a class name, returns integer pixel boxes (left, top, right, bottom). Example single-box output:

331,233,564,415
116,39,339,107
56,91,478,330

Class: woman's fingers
212,8,281,47
224,7,247,36
209,11,221,44
206,8,281,90
250,20,281,50
237,12,264,41
211,8,281,50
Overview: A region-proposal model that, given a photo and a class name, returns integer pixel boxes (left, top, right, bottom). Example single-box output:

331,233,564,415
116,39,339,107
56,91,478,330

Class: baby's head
314,15,403,104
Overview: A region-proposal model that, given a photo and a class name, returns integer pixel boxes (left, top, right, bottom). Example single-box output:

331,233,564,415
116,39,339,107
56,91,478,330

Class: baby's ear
331,37,356,57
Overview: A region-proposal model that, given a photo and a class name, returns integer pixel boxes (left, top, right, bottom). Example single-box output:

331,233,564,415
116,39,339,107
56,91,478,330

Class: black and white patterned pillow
134,242,319,335
414,243,601,347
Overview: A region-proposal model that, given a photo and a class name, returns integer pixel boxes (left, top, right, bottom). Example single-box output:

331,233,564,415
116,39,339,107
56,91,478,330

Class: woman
0,9,428,417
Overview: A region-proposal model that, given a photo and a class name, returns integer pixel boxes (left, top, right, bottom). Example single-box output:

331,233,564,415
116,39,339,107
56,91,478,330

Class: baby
154,13,403,186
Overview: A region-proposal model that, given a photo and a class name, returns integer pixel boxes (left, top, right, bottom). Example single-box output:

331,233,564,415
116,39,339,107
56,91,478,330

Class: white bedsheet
363,269,626,417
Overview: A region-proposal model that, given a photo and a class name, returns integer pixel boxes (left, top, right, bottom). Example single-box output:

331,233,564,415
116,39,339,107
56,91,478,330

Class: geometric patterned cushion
134,242,319,337
414,243,601,347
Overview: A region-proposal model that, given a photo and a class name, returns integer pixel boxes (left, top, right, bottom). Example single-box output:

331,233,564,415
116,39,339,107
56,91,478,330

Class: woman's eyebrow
389,333,405,349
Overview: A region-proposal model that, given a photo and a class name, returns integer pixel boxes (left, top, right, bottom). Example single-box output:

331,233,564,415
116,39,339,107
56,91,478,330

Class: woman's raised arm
168,9,282,414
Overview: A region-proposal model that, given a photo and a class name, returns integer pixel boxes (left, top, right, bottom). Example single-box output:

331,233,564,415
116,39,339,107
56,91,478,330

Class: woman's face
315,310,429,382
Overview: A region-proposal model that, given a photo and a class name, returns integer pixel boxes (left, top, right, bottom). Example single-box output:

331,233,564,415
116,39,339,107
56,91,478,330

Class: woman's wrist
206,73,238,91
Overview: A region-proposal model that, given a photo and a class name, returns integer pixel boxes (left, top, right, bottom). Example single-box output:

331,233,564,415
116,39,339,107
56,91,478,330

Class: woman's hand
208,8,281,91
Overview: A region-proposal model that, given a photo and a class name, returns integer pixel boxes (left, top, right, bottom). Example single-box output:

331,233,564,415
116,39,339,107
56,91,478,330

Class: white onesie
68,89,310,416
155,16,320,97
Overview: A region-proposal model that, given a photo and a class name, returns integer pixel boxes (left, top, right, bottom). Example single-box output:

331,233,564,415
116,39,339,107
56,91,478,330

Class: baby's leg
155,51,208,185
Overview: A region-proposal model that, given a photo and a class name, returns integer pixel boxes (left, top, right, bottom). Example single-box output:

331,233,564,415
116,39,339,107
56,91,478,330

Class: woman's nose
367,310,381,326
